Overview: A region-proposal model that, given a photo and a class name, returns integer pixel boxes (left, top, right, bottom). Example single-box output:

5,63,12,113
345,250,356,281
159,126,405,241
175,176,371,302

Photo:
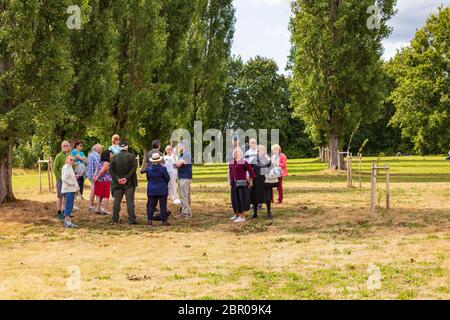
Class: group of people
228,137,288,223
53,134,287,228
53,135,192,228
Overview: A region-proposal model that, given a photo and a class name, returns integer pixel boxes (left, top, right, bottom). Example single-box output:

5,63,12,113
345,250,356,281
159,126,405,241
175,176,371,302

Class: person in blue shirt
146,153,171,227
175,140,192,218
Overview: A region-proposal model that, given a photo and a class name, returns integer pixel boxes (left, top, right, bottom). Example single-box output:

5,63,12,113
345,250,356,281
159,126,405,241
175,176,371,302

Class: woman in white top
164,145,181,205
61,155,80,228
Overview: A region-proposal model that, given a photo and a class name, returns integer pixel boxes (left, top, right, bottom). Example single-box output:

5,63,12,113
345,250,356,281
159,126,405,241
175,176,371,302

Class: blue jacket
146,164,170,196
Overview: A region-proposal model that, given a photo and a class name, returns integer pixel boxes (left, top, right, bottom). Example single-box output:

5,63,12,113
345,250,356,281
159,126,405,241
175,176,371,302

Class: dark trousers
254,187,272,215
147,195,168,222
77,176,85,196
112,187,137,223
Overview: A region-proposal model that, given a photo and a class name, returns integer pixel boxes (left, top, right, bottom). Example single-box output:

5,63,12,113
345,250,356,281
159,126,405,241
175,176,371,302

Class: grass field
0,155,449,299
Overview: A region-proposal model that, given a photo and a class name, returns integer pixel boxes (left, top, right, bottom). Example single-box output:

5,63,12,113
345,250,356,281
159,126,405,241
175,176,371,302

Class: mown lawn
0,155,449,299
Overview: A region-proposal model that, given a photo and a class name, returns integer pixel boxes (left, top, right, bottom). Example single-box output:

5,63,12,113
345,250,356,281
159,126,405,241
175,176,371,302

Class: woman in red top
271,144,288,204
229,148,256,223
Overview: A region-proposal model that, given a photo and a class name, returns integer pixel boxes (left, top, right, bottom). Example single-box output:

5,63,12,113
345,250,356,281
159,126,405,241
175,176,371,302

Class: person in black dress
250,145,274,219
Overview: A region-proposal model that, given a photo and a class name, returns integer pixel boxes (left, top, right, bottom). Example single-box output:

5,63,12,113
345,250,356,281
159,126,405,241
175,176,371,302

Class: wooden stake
137,155,140,173
359,153,362,188
370,162,376,211
347,153,353,188
47,158,51,192
38,159,42,193
337,148,341,171
49,158,54,191
386,162,390,209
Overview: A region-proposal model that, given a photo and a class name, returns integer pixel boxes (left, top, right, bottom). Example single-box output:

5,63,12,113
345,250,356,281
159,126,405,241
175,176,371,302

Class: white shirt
164,154,177,174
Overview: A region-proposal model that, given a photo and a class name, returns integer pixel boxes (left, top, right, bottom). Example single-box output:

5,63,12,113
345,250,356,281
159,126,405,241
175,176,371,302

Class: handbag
233,162,248,188
265,167,279,185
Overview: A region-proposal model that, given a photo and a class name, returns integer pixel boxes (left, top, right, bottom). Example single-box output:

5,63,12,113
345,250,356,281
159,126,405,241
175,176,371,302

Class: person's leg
179,179,190,217
96,197,103,213
252,200,258,218
266,200,272,219
125,187,137,224
77,176,85,196
112,188,124,222
187,179,191,207
89,180,96,208
64,192,75,223
159,196,168,223
277,177,283,203
147,196,156,222
56,180,63,212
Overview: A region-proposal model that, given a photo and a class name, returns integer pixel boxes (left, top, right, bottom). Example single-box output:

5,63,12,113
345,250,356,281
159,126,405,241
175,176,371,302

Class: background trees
388,7,449,154
289,0,397,168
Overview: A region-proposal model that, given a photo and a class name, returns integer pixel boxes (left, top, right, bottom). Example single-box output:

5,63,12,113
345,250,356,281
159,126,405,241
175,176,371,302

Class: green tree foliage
388,7,450,154
289,0,396,168
189,0,235,130
1,0,74,203
221,56,314,158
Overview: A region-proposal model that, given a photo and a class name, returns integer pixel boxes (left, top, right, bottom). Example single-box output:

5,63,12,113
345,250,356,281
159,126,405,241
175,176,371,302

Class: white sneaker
73,206,80,211
173,199,181,205
229,215,238,221
233,217,246,223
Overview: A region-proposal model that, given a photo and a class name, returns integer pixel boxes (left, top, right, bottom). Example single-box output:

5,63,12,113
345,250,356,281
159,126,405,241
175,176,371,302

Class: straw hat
150,152,163,163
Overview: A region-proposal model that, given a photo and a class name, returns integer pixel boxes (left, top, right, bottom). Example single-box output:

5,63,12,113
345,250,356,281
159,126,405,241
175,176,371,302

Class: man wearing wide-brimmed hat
145,152,171,226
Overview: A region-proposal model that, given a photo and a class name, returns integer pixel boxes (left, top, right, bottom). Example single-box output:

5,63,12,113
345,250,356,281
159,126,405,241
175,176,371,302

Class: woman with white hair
229,147,256,223
271,144,288,204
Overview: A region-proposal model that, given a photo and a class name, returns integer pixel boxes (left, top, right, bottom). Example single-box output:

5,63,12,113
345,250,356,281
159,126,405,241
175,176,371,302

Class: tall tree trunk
329,133,345,170
0,143,16,204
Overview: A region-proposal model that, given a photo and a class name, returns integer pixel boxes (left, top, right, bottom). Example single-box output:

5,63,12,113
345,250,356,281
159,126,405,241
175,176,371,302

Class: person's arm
79,152,87,163
279,154,287,169
245,162,256,180
95,162,109,181
162,167,170,183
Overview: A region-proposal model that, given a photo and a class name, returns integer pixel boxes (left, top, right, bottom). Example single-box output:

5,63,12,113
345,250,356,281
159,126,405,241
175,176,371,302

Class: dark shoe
110,220,119,225
162,221,171,227
57,212,65,221
147,221,153,227
251,213,258,219
267,213,273,219
129,221,138,225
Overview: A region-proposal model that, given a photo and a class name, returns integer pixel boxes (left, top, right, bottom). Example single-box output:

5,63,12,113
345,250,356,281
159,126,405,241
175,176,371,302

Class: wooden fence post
38,159,42,193
47,159,51,192
386,162,390,209
370,162,377,211
337,149,341,171
49,157,54,191
347,153,353,188
359,153,362,188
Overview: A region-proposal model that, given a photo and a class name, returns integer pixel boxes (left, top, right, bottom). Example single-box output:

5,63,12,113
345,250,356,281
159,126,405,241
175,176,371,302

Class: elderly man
87,144,103,211
110,141,138,224
54,140,71,220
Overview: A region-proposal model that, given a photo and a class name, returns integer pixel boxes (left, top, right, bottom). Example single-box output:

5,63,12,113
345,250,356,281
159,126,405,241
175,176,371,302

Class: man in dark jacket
110,141,138,224
146,153,171,226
